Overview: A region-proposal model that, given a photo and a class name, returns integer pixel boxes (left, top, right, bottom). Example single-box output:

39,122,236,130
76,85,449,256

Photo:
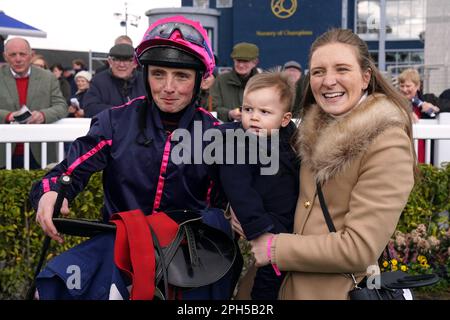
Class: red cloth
13,77,30,156
15,77,29,106
413,105,425,163
110,210,179,300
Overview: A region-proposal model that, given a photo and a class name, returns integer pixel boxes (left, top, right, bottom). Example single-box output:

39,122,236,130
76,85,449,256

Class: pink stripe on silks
152,134,172,214
42,179,50,193
206,180,214,206
51,177,57,183
65,140,112,176
196,107,211,115
196,108,220,126
111,96,146,110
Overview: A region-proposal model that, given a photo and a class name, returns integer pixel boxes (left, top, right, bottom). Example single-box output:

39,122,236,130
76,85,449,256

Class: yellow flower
417,255,426,263
392,265,398,271
390,259,398,266
400,265,408,272
382,261,389,268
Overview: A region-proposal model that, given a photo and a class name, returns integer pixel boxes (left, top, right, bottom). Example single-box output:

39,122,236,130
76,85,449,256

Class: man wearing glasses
83,43,145,117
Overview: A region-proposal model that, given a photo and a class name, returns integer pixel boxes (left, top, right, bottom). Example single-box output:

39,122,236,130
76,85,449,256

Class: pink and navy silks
29,98,223,222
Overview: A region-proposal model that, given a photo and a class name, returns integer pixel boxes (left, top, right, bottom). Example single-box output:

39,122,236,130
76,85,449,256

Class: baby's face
241,87,291,136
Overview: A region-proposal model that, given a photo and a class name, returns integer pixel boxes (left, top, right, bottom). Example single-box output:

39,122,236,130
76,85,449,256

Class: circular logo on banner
271,0,297,19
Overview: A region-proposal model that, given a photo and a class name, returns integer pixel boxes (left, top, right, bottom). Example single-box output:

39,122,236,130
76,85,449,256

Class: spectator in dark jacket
398,68,445,121
50,63,72,103
398,68,450,163
83,44,145,117
440,88,450,102
95,35,134,75
282,60,305,118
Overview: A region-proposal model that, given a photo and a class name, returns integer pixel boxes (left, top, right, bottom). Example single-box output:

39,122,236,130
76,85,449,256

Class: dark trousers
12,154,41,169
251,264,286,300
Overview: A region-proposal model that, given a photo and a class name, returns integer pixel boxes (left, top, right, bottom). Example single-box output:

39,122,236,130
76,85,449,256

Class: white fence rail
0,118,91,170
1,115,450,170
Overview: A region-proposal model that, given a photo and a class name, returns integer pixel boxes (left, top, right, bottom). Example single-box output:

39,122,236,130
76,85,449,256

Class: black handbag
316,183,440,300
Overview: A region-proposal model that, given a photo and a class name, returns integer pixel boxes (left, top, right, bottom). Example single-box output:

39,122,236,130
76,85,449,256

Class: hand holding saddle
53,209,236,300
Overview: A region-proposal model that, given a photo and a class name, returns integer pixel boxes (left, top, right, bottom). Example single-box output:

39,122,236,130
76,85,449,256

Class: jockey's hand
36,191,70,243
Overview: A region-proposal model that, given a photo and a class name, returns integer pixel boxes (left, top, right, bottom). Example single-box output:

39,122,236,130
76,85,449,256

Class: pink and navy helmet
135,16,215,79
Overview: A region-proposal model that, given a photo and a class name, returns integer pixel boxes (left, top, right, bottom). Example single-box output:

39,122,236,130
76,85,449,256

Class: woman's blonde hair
398,68,421,87
300,28,418,178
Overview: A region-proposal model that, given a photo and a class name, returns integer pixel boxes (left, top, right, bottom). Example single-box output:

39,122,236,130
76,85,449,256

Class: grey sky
1,0,181,52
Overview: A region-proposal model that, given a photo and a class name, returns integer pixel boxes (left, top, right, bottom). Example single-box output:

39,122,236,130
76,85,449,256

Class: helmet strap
191,70,204,106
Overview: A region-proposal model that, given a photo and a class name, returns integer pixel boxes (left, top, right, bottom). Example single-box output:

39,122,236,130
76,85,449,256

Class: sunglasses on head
145,22,213,59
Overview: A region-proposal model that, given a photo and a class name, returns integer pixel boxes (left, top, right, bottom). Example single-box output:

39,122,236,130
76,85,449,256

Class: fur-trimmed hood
297,94,410,183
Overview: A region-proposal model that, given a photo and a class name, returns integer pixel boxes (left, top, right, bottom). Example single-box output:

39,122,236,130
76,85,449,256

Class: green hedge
1,164,449,299
400,163,450,233
0,170,103,299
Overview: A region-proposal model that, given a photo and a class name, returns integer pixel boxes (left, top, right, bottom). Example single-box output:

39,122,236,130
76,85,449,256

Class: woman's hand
250,233,274,267
421,101,440,115
35,191,70,243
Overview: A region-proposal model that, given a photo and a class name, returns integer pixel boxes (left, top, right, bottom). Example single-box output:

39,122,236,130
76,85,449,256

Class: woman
68,70,92,118
250,29,417,299
398,68,441,123
398,68,444,163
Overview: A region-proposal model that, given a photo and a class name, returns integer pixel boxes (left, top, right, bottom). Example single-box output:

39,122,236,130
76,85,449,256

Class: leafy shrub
400,163,450,233
0,170,103,299
0,163,449,299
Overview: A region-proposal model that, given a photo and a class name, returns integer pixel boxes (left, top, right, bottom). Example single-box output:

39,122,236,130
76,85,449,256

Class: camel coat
274,94,415,300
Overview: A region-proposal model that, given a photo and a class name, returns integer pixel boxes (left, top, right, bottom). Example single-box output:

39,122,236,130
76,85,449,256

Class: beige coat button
304,201,311,208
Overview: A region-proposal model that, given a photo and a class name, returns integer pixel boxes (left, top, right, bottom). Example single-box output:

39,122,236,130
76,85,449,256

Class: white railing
1,115,450,170
413,123,450,166
0,118,91,170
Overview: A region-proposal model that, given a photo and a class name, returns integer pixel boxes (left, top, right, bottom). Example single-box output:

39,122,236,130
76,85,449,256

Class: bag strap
316,182,360,287
316,182,336,233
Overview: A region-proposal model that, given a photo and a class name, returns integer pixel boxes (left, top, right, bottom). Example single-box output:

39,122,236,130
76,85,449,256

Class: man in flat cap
283,60,305,118
84,43,145,117
211,42,260,122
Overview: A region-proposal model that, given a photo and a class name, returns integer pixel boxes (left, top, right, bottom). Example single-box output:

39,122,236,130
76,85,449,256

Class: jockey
29,15,241,300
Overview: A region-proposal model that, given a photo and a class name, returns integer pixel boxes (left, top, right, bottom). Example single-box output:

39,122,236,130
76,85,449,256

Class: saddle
52,209,236,300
